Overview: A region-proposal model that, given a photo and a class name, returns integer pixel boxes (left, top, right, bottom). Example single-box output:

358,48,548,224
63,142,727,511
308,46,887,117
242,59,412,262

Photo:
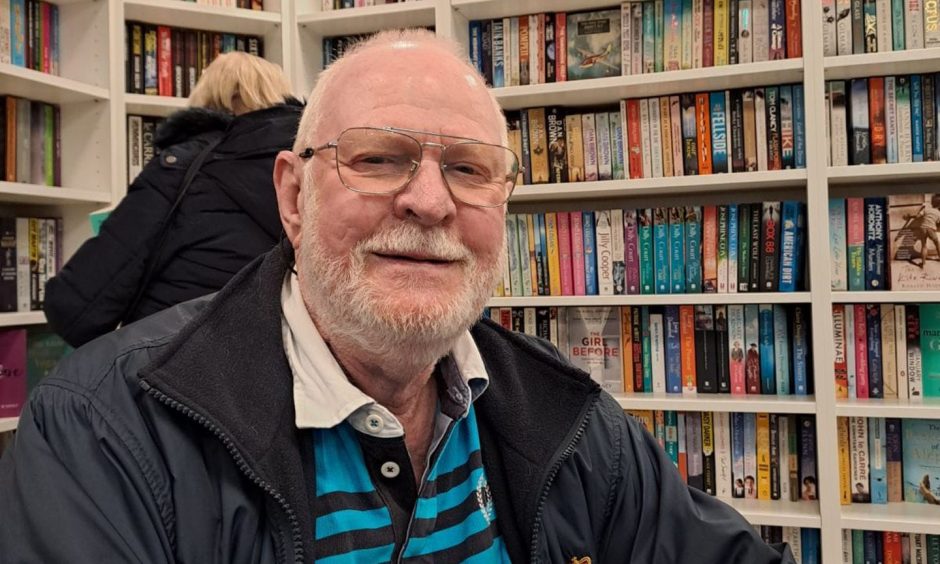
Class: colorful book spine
912,75,924,162
686,206,703,293
624,210,640,295
778,200,800,292
582,211,598,295
855,303,870,398
792,305,809,395
710,91,729,173
869,416,887,504
773,304,790,395
727,203,738,294
703,206,718,292
863,197,887,290
594,210,613,296
745,304,761,394
571,212,587,296
680,305,697,394
907,304,922,399
867,303,884,398
717,205,729,293
793,85,806,168
669,207,686,293
830,198,848,291
611,208,626,295
759,304,776,394
558,212,574,296
665,305,683,393
834,304,849,399
654,208,670,294
847,197,866,291
639,209,654,294
729,304,747,394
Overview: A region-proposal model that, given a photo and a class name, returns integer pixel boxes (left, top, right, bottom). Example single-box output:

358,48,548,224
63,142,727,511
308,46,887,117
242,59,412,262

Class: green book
26,326,72,395
891,0,905,51
919,304,940,397
851,530,864,564
654,0,665,73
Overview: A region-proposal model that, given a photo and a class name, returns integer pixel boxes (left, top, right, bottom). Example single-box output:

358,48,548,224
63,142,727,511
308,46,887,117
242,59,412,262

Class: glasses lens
442,143,519,207
335,128,421,194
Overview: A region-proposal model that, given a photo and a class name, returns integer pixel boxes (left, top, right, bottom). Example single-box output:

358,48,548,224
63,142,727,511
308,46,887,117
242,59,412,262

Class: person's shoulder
471,316,572,368
155,107,232,151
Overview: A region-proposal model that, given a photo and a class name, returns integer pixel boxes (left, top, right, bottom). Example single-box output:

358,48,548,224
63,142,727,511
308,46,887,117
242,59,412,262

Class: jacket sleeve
598,400,797,564
43,152,186,348
0,379,174,563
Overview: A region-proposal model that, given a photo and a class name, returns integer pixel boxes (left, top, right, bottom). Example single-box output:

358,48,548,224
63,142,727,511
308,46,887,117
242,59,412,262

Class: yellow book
545,212,562,296
714,0,729,66
527,108,550,184
565,113,585,182
526,214,538,294
838,417,852,505
627,410,655,434
621,306,634,393
659,96,674,177
756,413,771,500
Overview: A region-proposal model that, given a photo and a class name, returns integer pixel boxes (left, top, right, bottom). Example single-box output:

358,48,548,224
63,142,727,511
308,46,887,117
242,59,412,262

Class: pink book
570,212,587,295
624,209,640,294
0,329,27,418
558,211,574,295
854,303,870,398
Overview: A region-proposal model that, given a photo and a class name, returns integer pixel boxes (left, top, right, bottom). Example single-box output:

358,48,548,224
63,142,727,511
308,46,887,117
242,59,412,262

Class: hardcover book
567,306,624,393
0,328,27,418
888,193,940,291
902,419,940,504
566,9,622,80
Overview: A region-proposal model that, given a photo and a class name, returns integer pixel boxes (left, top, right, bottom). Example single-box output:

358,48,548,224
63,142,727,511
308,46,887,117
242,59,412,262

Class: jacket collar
141,239,600,563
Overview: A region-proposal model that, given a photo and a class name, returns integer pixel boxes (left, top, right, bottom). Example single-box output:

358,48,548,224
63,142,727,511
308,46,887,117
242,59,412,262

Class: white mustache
357,225,472,262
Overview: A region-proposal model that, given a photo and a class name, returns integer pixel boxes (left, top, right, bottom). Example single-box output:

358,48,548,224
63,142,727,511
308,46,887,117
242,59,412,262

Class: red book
696,94,713,175
627,99,644,178
0,329,27,418
785,0,802,58
498,308,512,331
558,211,574,295
157,26,173,97
833,305,849,398
679,305,697,392
570,211,586,295
41,2,51,73
555,12,567,82
883,531,902,564
854,303,870,398
869,77,887,164
703,0,714,67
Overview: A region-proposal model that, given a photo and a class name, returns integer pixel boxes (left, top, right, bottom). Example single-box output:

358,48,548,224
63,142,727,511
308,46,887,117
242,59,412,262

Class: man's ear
274,150,305,249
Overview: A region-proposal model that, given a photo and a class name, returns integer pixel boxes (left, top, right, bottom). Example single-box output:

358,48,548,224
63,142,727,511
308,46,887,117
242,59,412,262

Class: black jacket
43,100,303,348
1,242,795,563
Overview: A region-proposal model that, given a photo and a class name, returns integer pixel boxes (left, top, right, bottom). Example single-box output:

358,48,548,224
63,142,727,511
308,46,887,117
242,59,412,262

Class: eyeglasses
297,126,522,208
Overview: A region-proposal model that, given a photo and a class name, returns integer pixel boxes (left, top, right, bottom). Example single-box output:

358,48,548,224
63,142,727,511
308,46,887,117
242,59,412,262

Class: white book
640,99,653,179
506,214,522,297
15,217,30,312
836,0,853,54
622,3,632,76
754,88,768,171
556,308,569,359
724,91,734,175
846,305,857,398
876,0,893,52
693,0,704,68
650,312,667,394
517,215,533,297
502,17,513,87
774,305,790,394
718,207,728,293
620,100,632,178
909,306,923,400
611,208,626,295
907,0,925,49
826,89,832,166
897,77,913,163
670,96,685,176
830,81,849,166
648,98,665,178
830,198,847,290
523,307,537,336
849,415,870,502
886,76,898,163
822,0,838,55
783,527,802,564
752,0,770,61
595,210,615,296
527,15,539,85
682,0,694,69
841,528,853,564
509,17,520,87
0,0,10,65
596,112,614,181
738,0,753,64
896,304,908,399
913,533,928,564
582,113,599,182
882,304,898,399
926,1,940,47
715,412,733,499
127,115,144,184
632,4,645,75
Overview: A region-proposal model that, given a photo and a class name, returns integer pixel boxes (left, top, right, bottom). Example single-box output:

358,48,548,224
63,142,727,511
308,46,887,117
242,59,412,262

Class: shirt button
164,154,177,164
380,461,400,479
366,413,384,433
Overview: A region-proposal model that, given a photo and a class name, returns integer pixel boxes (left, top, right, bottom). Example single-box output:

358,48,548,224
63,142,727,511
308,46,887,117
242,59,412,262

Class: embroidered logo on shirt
476,475,495,524
569,557,592,564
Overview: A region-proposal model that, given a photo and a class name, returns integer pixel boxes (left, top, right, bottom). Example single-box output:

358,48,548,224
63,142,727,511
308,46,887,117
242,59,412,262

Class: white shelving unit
0,418,18,434
4,1,939,561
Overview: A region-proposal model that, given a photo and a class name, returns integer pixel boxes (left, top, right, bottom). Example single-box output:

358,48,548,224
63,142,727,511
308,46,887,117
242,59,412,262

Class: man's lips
372,252,457,264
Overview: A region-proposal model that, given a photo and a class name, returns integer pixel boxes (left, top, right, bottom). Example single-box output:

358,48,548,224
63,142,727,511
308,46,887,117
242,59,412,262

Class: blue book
793,85,806,169
582,211,598,295
863,197,887,291
664,410,679,466
10,0,26,67
798,415,817,501
709,91,728,173
868,417,888,504
758,304,776,394
639,209,654,294
777,200,800,292
727,203,738,291
669,208,686,293
641,307,653,391
773,305,791,395
902,419,940,504
862,530,878,564
533,213,545,295
801,528,820,564
491,19,505,88
794,202,806,291
779,85,794,169
866,304,884,399
912,75,925,162
468,21,483,74
654,208,670,294
731,412,746,498
792,305,809,395
685,206,702,293
892,0,905,51
664,305,682,393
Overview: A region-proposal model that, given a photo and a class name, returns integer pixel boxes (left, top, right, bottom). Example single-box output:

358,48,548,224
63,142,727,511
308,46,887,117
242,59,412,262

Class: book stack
842,529,940,563
0,0,60,75
1,95,61,187
0,216,63,313
822,0,940,56
320,0,418,10
126,115,166,184
179,0,263,9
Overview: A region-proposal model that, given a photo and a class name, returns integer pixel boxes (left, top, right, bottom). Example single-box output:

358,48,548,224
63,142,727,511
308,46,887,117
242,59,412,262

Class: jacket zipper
140,379,305,564
527,393,599,563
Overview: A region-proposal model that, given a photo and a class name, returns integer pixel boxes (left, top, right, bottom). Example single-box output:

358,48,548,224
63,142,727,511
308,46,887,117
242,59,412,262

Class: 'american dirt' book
889,193,940,290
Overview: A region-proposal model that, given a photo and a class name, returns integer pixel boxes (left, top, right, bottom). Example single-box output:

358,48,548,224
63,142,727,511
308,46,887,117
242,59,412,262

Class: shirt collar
280,273,489,434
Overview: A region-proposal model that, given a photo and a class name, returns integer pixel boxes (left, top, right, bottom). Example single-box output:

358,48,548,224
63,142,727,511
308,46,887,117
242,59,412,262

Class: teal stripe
427,405,481,480
314,424,375,495
462,537,512,564
316,507,391,539
414,466,486,519
402,507,494,557
315,542,395,564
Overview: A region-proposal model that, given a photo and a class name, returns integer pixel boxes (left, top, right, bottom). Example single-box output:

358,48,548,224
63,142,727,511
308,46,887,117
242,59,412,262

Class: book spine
925,75,937,161
792,305,809,394
737,204,751,291
854,303,870,398
702,411,717,495
863,197,887,290
655,0,665,72
669,208,686,293
868,416,887,503
665,305,683,393
882,304,898,399
729,304,746,394
686,206,703,292
867,303,885,398
869,77,887,164
912,75,924,161
748,204,762,291
876,0,892,52
885,417,903,502
660,97,674,177
926,0,940,46
715,0,730,64
829,83,848,165
823,0,837,55
759,304,776,394
727,203,738,294
703,205,718,292
680,305,697,393
850,78,872,164
738,0,753,63
743,413,757,498
595,112,613,181
582,211,598,295
571,212,586,296
710,91,729,173
885,76,898,163
715,412,732,498
847,305,857,398
834,304,849,398
611,208,626,295
798,415,817,501
582,113,599,181
907,304,922,399
863,0,877,52
696,93,713,174
639,100,653,179
836,0,853,54
670,96,685,176
777,200,799,292
654,208,670,294
650,309,667,393
745,304,761,394
759,201,781,291
907,0,924,49
772,304,790,394
753,0,770,60
639,209,655,294
516,215,532,297
731,412,746,497
717,205,729,293
768,0,785,59
830,198,848,290
768,413,780,499
625,210,640,295
558,212,574,296
838,416,852,504
681,93,699,174
648,100,664,178
594,210,613,296
846,197,866,290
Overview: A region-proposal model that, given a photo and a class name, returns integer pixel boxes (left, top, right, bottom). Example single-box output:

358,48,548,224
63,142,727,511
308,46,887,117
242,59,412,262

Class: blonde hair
293,29,507,153
188,52,294,113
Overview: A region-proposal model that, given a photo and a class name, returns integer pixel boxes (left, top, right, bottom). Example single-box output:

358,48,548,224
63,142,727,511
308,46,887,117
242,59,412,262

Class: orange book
526,214,538,293
702,206,718,293
660,96,674,177
621,307,635,393
695,93,713,174
883,531,903,564
628,410,655,434
518,16,530,86
869,77,887,164
5,98,16,181
677,413,689,484
756,413,771,500
679,305,697,393
545,212,561,296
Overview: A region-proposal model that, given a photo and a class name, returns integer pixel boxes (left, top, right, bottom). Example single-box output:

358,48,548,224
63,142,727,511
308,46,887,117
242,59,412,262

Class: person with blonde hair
44,51,303,347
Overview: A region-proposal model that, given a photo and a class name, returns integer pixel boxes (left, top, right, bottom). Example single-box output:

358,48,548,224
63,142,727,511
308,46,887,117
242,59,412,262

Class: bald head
294,29,508,153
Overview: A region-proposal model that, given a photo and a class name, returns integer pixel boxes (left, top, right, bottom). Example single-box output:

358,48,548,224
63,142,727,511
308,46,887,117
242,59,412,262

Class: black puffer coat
43,99,303,347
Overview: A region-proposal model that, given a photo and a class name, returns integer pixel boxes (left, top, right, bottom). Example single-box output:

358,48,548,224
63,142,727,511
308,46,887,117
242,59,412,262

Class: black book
715,305,730,393
728,0,739,65
680,93,699,175
748,204,762,291
546,107,568,183
759,201,781,291
702,412,717,495
481,20,493,86
686,412,705,492
925,74,937,161
737,204,751,291
694,305,718,393
535,307,551,340
0,217,16,312
544,13,556,83
730,89,746,172
769,414,781,500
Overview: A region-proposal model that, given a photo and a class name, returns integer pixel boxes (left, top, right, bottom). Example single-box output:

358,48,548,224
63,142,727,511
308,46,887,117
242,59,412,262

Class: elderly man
0,30,794,563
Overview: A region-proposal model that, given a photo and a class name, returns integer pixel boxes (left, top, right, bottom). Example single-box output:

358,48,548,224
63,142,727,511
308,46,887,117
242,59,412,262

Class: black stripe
400,521,500,564
407,487,486,538
315,524,395,559
315,489,386,517
421,450,484,499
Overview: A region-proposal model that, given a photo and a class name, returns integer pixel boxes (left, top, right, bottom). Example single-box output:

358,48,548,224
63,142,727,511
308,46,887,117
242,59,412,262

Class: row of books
500,203,806,300
126,115,166,184
124,22,264,97
0,217,62,313
837,417,940,506
179,0,263,9
323,30,434,68
829,194,940,292
485,305,812,396
832,304,940,400
0,326,71,418
1,95,60,187
319,0,416,9
842,529,940,564
627,410,818,502
826,75,940,166
759,527,819,564
0,0,60,75
469,1,802,89
822,0,940,56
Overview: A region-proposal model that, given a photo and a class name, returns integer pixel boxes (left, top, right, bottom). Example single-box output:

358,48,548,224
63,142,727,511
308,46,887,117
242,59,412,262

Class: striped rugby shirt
281,274,510,563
